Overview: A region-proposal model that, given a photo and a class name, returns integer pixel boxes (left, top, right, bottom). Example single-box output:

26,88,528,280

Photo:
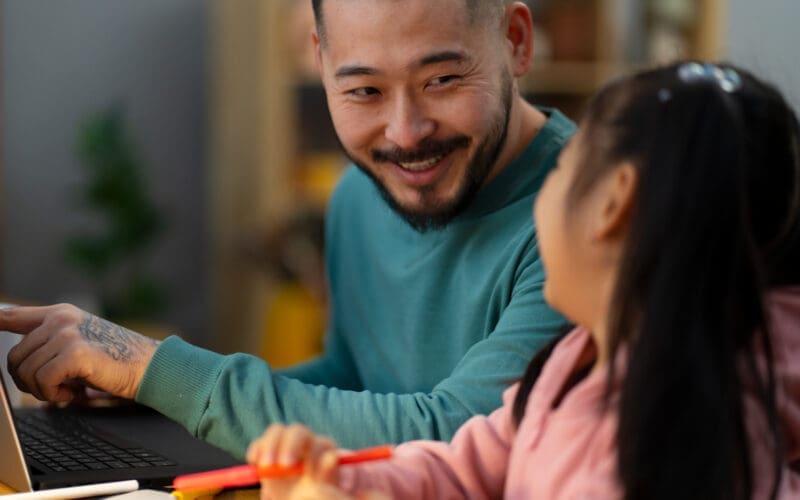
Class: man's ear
312,30,324,77
504,2,534,77
593,163,637,241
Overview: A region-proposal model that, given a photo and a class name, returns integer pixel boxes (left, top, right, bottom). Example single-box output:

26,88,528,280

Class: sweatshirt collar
459,107,576,220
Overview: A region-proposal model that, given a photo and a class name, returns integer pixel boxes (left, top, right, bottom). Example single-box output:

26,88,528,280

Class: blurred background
0,0,798,365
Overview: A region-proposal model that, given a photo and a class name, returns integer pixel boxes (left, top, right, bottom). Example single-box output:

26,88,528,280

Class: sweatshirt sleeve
337,385,520,499
135,336,362,460
134,245,562,460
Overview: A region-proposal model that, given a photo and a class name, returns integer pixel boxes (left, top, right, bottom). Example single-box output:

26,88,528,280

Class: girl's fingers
249,422,341,500
261,477,297,500
278,423,314,467
304,436,336,480
316,450,340,484
287,477,354,500
250,423,321,468
250,423,287,466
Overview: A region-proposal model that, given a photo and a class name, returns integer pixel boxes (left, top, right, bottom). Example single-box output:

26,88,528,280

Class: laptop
0,365,240,492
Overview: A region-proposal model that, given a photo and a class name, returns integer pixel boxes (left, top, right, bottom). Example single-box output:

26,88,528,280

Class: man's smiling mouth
397,154,445,171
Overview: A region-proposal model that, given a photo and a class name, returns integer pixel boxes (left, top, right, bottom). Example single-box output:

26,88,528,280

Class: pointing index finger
0,306,52,335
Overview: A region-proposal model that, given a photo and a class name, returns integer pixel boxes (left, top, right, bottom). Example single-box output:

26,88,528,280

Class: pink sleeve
744,290,800,497
338,384,519,499
773,322,800,463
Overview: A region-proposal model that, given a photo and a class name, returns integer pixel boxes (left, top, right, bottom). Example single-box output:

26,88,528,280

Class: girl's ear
504,2,534,77
593,163,637,241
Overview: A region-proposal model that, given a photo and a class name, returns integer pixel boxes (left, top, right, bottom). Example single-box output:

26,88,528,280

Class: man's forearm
137,336,481,458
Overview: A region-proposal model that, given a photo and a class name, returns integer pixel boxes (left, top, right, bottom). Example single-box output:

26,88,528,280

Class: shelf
521,61,631,96
209,0,725,354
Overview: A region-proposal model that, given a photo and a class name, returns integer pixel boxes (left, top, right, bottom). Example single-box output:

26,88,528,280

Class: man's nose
384,95,435,150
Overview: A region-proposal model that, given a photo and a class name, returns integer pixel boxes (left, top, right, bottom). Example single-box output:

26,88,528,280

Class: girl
246,62,800,499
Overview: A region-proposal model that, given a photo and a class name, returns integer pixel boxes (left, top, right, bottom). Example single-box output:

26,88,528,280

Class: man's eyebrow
334,51,470,79
335,65,380,79
416,50,470,68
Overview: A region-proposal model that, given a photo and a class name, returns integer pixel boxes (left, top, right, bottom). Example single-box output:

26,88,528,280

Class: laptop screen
0,367,34,493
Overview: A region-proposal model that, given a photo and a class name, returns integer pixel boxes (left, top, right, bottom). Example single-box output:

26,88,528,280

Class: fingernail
261,450,276,466
322,451,337,469
278,452,296,467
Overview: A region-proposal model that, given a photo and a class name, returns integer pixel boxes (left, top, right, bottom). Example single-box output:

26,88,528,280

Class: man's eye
428,75,460,88
348,87,380,98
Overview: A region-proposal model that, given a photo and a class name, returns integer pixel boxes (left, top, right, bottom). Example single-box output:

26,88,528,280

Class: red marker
172,445,393,491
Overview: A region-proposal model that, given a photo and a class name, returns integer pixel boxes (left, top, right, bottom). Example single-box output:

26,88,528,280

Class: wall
1,0,798,351
727,0,800,112
1,0,211,344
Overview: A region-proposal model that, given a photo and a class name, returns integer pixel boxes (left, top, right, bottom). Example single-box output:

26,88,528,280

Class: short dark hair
310,0,507,46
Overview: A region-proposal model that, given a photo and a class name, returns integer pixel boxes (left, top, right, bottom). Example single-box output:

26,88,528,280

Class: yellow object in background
171,488,221,500
294,152,346,211
172,489,259,499
255,152,337,368
260,283,325,369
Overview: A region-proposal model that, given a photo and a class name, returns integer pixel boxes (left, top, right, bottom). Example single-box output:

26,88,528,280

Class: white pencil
0,479,139,499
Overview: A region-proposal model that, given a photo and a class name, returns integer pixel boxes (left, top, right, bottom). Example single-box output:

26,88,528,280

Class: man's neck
485,97,548,185
517,98,548,149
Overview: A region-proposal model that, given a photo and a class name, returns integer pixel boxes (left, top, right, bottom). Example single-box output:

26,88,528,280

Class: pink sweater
340,289,800,499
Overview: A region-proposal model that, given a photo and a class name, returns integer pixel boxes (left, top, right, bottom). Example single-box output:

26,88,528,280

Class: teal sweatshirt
136,109,576,459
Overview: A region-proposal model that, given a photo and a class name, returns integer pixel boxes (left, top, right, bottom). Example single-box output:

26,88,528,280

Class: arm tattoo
78,314,158,362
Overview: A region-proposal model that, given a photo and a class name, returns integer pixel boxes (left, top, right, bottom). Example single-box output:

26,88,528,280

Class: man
1,0,575,459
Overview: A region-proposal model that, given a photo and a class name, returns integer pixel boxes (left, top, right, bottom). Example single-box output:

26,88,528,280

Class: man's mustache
372,136,471,164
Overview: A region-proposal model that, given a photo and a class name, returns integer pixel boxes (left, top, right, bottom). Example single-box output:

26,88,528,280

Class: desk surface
0,483,258,499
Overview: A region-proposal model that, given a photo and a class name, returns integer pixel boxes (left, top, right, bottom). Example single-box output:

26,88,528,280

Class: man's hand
1,304,159,402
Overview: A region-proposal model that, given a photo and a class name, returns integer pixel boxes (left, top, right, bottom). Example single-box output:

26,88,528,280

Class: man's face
316,0,514,231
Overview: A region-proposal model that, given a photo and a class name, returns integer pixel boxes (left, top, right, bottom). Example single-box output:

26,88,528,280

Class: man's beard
344,73,513,232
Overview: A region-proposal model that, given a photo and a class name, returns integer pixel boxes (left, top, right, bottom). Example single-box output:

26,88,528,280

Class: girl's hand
247,423,345,500
264,476,355,500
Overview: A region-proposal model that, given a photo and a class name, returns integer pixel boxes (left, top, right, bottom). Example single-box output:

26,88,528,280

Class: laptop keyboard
15,412,177,473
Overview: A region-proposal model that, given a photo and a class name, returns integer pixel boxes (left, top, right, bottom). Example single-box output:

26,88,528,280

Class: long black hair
513,62,800,500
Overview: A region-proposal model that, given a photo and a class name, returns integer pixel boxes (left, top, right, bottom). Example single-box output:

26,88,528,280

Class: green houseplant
65,108,167,321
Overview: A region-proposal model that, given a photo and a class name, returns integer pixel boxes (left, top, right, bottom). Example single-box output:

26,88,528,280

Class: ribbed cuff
135,335,225,436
